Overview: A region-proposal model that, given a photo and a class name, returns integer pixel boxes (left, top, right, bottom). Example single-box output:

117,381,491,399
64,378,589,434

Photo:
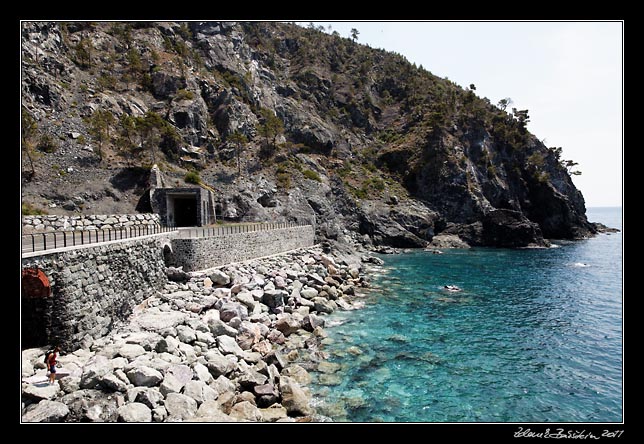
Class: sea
309,207,623,423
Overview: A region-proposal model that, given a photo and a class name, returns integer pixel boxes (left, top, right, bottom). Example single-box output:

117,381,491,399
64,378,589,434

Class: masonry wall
22,213,161,233
21,234,170,351
171,225,316,271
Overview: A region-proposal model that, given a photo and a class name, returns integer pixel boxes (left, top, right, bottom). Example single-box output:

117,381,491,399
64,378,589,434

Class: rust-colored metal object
21,268,51,298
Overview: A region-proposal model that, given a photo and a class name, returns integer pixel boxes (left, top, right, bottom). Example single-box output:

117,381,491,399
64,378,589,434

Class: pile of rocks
21,247,369,422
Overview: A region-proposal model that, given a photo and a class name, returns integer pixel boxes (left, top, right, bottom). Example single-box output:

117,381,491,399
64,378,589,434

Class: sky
298,21,623,207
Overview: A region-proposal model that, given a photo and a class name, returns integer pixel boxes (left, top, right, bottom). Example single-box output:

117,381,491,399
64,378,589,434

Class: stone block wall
22,213,161,233
21,234,170,351
171,225,315,271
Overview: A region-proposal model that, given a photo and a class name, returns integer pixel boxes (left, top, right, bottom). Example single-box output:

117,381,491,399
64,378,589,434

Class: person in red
46,346,60,385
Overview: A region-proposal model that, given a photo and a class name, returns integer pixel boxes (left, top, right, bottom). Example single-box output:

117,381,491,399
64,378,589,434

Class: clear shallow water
310,207,622,422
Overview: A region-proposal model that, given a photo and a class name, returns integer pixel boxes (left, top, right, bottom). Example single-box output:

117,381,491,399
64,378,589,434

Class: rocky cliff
21,21,597,250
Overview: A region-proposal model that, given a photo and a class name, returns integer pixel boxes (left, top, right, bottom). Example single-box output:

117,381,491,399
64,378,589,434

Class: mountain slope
20,21,597,250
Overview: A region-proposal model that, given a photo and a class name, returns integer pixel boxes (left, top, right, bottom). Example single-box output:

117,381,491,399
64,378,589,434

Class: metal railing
22,224,177,254
176,222,311,239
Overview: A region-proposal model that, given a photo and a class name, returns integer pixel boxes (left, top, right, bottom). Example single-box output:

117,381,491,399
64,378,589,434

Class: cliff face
20,21,596,249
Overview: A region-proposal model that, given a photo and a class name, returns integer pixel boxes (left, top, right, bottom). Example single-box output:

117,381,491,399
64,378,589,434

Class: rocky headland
21,246,374,422
21,21,599,251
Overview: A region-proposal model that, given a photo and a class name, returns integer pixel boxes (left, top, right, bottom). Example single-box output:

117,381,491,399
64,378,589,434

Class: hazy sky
299,21,623,207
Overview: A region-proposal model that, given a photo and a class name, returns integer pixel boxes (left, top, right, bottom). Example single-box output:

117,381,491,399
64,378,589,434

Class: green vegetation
86,109,116,161
348,176,387,200
184,170,201,184
37,134,59,154
22,202,48,216
228,130,248,177
73,37,93,68
176,89,195,101
337,161,353,178
302,169,321,182
276,164,291,190
21,108,38,179
563,160,582,176
97,73,117,92
115,111,182,165
257,108,285,156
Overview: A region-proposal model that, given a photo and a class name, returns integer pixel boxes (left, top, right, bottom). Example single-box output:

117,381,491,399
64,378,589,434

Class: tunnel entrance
21,268,52,349
167,193,198,227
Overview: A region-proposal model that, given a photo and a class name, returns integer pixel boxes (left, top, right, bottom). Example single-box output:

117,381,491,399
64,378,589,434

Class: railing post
63,231,67,248
81,231,84,245
53,232,57,249
42,233,47,250
31,234,35,252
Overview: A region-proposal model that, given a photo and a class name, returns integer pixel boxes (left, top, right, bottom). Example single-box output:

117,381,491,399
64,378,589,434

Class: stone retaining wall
21,234,171,350
171,225,316,272
22,213,161,233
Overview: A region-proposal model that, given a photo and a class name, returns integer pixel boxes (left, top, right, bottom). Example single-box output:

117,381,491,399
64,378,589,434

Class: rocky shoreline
21,246,372,423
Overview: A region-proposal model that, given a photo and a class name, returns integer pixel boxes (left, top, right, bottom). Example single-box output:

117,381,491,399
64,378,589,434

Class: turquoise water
310,207,623,422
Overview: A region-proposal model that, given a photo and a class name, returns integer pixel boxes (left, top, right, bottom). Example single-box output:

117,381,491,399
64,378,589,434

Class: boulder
280,376,313,416
176,325,197,344
156,335,180,354
220,302,248,322
275,314,302,336
192,362,214,384
118,344,146,360
166,266,189,282
196,399,225,418
281,365,311,385
205,351,237,377
59,376,81,394
124,332,163,351
260,404,288,422
153,406,168,422
209,270,231,286
212,375,236,396
302,313,325,332
317,361,341,374
126,366,163,387
229,401,262,422
80,355,112,389
98,372,129,392
217,335,245,356
22,400,69,423
167,364,193,385
164,393,198,420
135,388,165,409
308,273,326,286
426,234,470,249
253,383,279,407
313,297,336,314
118,402,152,422
83,400,120,422
159,373,185,396
207,317,238,337
183,380,218,405
235,291,256,310
22,382,61,401
300,288,318,299
238,368,268,390
262,290,285,309
135,310,187,332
